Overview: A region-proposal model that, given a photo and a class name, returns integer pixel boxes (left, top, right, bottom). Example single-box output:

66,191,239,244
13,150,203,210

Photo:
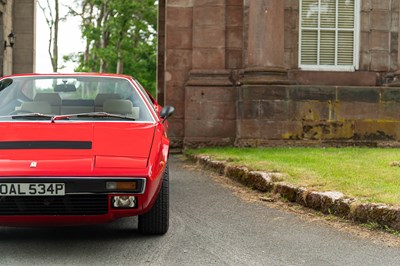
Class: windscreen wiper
51,112,136,123
8,113,53,120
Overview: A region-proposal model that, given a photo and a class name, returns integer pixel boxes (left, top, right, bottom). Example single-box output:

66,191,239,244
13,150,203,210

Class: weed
362,222,381,231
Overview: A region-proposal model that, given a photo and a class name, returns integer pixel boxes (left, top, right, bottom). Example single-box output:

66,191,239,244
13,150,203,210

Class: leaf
63,0,157,96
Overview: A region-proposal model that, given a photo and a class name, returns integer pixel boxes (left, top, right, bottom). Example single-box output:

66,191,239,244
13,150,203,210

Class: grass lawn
186,147,400,205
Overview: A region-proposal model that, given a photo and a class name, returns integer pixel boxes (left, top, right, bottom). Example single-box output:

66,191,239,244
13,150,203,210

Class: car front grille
0,194,108,215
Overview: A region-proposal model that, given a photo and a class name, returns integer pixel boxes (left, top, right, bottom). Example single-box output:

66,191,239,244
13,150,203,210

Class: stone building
158,0,400,148
0,0,35,76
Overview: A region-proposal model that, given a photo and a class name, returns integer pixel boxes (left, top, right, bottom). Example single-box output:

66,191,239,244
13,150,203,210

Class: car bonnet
0,122,155,175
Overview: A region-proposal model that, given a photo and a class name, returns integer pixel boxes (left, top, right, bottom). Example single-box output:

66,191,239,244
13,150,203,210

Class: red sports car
0,73,174,235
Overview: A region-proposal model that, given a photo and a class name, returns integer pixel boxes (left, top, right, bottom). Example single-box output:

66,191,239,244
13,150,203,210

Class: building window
299,0,360,71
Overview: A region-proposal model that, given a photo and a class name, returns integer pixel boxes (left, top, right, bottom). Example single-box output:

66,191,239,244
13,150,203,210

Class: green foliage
66,0,157,97
188,147,400,205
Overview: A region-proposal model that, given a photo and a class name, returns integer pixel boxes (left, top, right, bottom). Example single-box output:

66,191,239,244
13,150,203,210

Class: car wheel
138,163,169,235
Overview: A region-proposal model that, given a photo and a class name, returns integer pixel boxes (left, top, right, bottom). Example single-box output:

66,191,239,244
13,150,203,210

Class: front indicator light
112,196,136,208
106,181,137,190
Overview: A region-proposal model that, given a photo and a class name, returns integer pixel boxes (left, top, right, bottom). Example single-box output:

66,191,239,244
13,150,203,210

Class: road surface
0,155,399,265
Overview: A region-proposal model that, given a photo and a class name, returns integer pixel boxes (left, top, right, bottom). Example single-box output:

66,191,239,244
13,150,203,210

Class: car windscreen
0,76,154,122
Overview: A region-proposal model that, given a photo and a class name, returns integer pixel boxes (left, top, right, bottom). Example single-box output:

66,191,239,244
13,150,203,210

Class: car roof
1,72,134,80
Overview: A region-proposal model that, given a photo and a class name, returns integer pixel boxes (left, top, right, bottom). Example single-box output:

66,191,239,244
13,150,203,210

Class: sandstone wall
162,0,400,148
236,84,400,147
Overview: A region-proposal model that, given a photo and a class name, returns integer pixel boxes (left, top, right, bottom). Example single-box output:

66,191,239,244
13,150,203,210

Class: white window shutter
338,31,354,65
320,31,335,65
301,30,318,65
301,0,318,28
338,0,355,28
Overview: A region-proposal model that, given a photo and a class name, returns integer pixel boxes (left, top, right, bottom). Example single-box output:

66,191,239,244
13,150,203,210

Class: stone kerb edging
185,153,400,231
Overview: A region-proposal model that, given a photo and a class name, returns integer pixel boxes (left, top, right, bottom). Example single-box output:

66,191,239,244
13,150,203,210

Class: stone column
157,0,166,106
184,0,237,147
242,0,289,85
186,0,231,85
164,0,194,148
391,1,400,86
13,0,35,74
397,3,400,76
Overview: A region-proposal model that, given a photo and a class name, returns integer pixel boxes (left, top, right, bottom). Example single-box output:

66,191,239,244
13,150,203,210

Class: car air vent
0,194,108,215
0,141,92,149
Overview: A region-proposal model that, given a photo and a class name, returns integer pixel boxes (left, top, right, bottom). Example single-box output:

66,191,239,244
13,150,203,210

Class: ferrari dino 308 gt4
0,73,174,235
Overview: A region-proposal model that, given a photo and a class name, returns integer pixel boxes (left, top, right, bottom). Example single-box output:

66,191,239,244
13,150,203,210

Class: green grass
186,147,400,205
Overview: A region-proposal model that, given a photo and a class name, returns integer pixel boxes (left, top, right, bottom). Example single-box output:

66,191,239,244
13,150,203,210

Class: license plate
0,183,65,196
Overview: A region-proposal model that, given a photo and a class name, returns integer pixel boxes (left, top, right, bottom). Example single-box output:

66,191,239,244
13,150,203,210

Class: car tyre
138,163,169,235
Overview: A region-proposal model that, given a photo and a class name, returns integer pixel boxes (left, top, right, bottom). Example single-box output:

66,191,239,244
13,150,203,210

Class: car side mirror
160,105,175,122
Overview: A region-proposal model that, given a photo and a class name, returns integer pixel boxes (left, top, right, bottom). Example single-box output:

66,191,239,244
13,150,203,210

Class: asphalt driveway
0,155,399,266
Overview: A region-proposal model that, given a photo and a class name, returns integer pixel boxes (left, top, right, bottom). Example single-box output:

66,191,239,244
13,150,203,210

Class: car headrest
21,101,52,114
103,99,133,115
94,93,121,106
34,93,62,105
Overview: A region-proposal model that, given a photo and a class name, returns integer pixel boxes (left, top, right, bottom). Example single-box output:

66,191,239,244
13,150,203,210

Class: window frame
298,0,361,72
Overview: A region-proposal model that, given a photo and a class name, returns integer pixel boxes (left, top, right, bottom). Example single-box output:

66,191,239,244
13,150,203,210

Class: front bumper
0,177,149,226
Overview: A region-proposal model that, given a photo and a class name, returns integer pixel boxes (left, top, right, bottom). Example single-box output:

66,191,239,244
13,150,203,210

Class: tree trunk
51,0,59,72
116,54,123,74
